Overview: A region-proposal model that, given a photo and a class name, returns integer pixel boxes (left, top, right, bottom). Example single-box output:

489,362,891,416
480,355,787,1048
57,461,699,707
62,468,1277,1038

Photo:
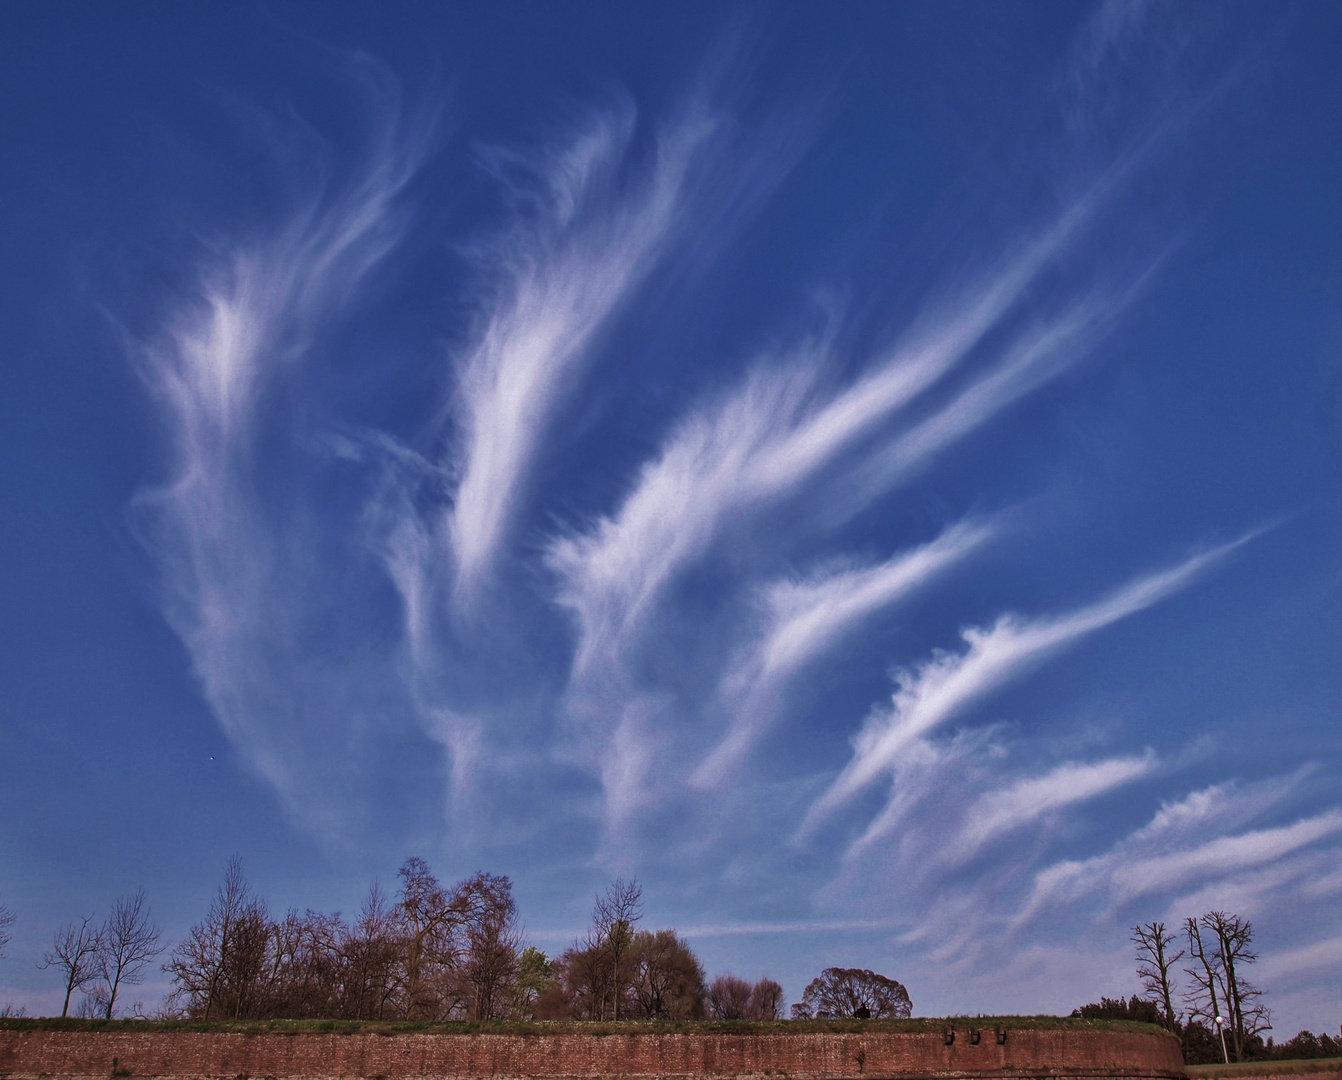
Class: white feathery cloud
132,81,434,828
1258,934,1342,982
1011,774,1342,928
691,519,996,788
546,178,1144,839
821,735,1157,912
1163,848,1341,925
838,299,1113,518
802,542,1239,838
549,358,820,677
957,752,1157,853
1111,810,1342,902
447,99,714,603
548,218,1108,683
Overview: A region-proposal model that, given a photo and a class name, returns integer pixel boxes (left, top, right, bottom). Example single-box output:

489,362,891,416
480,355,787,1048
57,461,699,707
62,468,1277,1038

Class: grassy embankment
0,1015,1170,1036
1187,1062,1342,1078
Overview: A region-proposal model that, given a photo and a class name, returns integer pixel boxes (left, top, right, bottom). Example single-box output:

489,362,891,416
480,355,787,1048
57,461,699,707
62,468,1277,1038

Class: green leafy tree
511,946,553,1019
1070,995,1165,1024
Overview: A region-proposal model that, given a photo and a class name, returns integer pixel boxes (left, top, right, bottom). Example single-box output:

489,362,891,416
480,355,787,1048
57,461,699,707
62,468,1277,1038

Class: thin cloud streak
692,519,996,788
958,752,1157,853
1112,811,1342,902
1258,935,1342,982
802,541,1243,841
678,916,905,937
1011,775,1342,929
838,297,1118,521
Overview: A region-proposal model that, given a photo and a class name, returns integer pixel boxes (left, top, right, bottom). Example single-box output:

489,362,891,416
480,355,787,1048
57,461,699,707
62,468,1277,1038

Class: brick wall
0,1026,1185,1080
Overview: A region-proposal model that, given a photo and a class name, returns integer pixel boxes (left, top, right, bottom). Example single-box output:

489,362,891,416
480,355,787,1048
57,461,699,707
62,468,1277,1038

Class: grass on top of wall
0,1015,1173,1036
1187,1061,1342,1077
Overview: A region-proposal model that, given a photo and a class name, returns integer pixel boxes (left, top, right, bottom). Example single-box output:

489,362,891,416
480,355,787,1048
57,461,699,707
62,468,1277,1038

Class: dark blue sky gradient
2,2,1340,1028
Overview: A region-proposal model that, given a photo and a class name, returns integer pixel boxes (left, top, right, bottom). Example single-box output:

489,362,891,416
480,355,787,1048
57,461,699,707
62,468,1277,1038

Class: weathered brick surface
0,1027,1185,1080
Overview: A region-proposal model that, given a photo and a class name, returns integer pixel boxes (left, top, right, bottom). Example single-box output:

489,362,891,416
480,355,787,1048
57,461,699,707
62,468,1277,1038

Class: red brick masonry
0,1026,1185,1080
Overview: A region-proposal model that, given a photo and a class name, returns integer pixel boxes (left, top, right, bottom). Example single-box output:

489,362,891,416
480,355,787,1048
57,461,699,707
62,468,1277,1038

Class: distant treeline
18,859,911,1023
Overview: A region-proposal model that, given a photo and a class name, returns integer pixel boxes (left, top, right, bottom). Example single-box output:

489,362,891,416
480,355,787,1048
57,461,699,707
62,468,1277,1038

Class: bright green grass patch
0,1015,1172,1036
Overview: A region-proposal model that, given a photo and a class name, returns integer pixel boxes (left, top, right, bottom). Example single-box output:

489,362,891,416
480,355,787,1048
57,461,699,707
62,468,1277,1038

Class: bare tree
746,977,785,1020
463,874,520,1020
791,967,912,1019
386,859,524,1021
95,890,164,1019
587,878,642,1020
1185,916,1229,1062
1133,921,1184,1030
708,973,753,1019
39,915,103,1017
1184,912,1272,1063
0,900,14,958
394,857,453,1018
259,907,347,1019
341,882,399,1020
1204,911,1271,1059
628,929,705,1020
165,856,269,1019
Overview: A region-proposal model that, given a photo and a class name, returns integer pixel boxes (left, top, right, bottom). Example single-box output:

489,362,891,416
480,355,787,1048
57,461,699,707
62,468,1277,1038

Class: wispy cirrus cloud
98,4,1342,1037
814,730,1162,940
812,749,1341,1019
446,98,717,604
131,67,437,833
801,541,1244,843
1113,812,1342,903
549,212,1108,681
957,752,1157,854
547,187,1135,834
355,81,803,827
1012,774,1342,929
692,518,996,788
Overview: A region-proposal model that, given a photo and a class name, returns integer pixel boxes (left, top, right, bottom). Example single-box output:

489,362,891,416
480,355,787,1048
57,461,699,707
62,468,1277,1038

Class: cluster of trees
533,880,910,1022
1256,1028,1342,1060
532,878,786,1021
1073,996,1341,1066
1075,910,1301,1065
159,862,803,1023
162,857,522,1020
11,862,916,1024
1131,912,1270,1063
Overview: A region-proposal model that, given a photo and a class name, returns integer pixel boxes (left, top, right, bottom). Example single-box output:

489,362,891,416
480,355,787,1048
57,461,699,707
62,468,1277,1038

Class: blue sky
2,0,1341,1029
